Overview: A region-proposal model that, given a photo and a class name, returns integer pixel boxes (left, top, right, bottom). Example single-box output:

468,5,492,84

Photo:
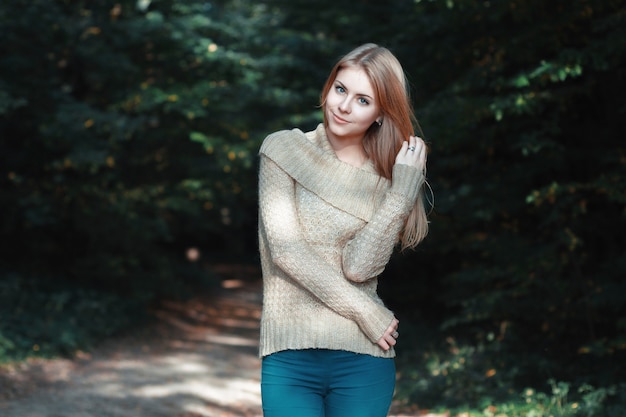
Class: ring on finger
392,331,399,338
408,146,416,152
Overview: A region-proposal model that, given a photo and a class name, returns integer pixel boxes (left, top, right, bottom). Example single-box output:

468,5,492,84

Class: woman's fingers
377,318,400,351
396,135,427,170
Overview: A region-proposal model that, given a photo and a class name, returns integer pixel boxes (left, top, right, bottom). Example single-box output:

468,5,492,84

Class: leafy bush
394,332,626,417
0,272,141,362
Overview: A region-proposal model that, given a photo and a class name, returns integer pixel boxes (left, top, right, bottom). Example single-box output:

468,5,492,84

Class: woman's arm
341,164,424,282
259,155,396,344
342,137,427,282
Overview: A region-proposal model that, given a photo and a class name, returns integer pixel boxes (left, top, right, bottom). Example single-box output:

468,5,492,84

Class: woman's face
325,66,380,143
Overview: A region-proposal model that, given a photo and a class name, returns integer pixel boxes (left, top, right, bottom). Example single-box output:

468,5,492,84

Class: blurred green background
1,0,624,415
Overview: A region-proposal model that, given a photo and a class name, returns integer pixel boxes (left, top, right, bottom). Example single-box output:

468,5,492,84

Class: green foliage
383,0,626,388
0,0,266,292
478,381,626,417
0,0,274,360
0,271,141,362
394,327,626,416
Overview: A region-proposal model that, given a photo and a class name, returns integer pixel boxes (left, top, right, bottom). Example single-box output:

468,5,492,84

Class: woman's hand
377,318,400,351
395,135,427,173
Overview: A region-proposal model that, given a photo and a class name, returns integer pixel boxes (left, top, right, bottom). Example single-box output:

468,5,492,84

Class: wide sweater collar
259,124,389,221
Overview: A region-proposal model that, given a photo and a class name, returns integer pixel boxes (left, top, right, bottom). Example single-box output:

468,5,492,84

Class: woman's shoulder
260,127,304,152
259,124,323,155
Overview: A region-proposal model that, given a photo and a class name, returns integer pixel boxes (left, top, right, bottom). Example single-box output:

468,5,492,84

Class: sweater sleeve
258,155,395,343
341,163,425,282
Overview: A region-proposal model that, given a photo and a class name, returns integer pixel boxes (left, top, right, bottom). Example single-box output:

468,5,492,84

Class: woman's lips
332,112,350,124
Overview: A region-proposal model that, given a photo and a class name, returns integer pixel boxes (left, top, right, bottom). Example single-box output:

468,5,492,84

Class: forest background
1,0,624,415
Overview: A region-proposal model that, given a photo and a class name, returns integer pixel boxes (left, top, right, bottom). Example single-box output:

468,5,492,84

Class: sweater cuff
390,164,425,209
360,303,396,343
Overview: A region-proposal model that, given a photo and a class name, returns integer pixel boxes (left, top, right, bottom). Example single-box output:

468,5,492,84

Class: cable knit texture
258,124,424,358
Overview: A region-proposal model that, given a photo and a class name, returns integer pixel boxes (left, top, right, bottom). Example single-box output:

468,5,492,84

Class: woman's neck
326,129,368,168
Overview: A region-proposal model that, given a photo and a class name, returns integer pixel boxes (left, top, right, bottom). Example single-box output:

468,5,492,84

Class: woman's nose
339,97,351,113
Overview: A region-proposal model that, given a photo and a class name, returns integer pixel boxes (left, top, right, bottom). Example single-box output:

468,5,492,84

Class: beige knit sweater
258,124,424,359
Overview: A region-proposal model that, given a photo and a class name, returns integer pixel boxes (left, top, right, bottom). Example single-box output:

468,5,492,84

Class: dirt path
0,265,264,417
0,265,432,417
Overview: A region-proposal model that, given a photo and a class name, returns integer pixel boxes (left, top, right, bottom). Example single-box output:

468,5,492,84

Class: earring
376,119,382,126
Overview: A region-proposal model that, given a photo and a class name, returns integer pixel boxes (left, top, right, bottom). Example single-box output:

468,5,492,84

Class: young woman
257,43,429,417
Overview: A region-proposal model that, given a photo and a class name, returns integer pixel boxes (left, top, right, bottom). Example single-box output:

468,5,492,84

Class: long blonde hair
320,43,429,250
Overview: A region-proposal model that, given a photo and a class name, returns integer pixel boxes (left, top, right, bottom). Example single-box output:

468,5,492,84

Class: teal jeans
261,349,396,417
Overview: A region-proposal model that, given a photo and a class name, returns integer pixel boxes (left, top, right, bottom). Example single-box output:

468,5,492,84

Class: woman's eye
358,97,369,105
335,86,345,94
